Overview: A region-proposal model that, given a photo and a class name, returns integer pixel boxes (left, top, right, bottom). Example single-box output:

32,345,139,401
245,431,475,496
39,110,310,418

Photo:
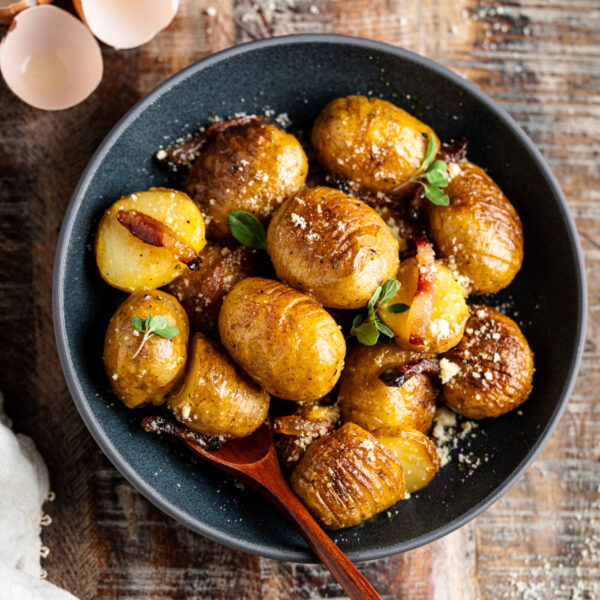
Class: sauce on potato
267,186,400,309
103,290,189,409
186,121,308,240
218,277,346,403
311,95,439,193
167,333,269,439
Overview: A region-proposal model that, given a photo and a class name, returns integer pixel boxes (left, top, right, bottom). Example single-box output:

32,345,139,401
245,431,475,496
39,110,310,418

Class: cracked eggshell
0,5,102,110
73,0,180,50
0,0,53,25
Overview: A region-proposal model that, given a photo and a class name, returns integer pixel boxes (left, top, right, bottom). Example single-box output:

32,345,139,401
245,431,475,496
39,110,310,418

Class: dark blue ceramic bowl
53,35,586,562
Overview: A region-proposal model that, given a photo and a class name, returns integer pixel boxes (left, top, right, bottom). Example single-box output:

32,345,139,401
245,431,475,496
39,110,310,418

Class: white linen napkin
0,393,78,600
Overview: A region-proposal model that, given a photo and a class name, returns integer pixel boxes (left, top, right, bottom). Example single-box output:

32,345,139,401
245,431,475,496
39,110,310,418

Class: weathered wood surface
0,0,598,598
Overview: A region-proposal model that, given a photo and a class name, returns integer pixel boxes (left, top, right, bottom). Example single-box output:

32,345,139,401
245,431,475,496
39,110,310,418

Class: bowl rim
52,33,588,563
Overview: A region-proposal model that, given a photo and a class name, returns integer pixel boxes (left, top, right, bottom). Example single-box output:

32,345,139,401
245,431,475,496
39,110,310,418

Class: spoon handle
247,455,383,600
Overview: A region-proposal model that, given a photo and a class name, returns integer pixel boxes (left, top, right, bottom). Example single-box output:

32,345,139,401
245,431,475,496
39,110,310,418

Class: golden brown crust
338,343,438,433
103,290,189,409
290,423,406,529
440,305,534,419
167,333,269,439
267,186,400,309
165,244,266,335
218,277,346,403
186,122,308,240
428,160,523,295
311,95,438,193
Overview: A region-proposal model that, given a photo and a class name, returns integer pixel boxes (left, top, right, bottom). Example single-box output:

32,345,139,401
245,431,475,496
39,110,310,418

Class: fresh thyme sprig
131,314,180,359
350,279,409,346
410,133,450,206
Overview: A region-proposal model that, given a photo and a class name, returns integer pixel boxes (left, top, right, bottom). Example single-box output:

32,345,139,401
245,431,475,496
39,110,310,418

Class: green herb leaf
429,160,448,173
148,315,169,332
425,170,448,187
380,279,401,304
423,184,450,206
386,303,410,313
154,325,180,339
367,285,382,311
374,318,395,338
131,316,143,331
352,314,364,330
421,133,438,172
352,319,380,346
228,210,267,250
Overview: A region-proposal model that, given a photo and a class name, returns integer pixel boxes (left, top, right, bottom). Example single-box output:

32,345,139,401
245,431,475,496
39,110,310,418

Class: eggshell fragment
0,5,102,111
73,0,180,50
0,0,53,26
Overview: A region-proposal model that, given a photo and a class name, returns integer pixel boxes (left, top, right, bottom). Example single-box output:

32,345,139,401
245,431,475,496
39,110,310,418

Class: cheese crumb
439,358,461,384
447,162,461,182
156,149,167,160
112,373,118,381
181,405,191,420
290,213,307,229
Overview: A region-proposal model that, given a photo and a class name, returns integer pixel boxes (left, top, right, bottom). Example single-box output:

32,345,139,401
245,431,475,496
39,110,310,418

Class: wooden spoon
144,418,382,600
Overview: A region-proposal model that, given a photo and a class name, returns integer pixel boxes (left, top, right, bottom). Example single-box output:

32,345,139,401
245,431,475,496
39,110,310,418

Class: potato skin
378,258,469,353
186,122,308,240
440,305,534,419
267,186,399,309
338,343,438,434
311,95,439,193
167,333,269,439
103,290,189,409
218,277,346,403
290,423,406,529
165,244,267,336
95,188,206,292
428,160,523,295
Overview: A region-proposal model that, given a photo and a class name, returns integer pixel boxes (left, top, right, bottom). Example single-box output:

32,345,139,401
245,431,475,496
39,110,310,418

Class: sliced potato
373,427,440,493
95,188,206,292
378,258,469,353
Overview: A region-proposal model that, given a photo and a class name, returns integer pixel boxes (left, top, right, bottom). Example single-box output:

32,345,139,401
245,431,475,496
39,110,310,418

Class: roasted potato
103,290,189,409
378,258,469,353
290,423,406,529
167,333,269,439
427,160,523,295
186,121,308,240
338,343,438,434
95,188,206,292
373,428,439,494
218,277,346,403
440,305,534,419
267,186,400,309
165,244,267,335
311,95,439,193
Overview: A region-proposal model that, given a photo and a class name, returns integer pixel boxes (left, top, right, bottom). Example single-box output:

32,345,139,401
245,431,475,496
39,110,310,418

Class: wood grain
0,0,598,598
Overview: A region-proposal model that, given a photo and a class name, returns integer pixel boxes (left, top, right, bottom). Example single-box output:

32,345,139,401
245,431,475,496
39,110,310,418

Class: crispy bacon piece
438,138,468,165
378,358,440,388
272,415,337,437
142,415,222,451
160,115,265,169
407,237,437,346
117,209,201,270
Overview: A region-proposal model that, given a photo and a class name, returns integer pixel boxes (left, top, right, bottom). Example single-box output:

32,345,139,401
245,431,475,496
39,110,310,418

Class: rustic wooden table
1,1,598,598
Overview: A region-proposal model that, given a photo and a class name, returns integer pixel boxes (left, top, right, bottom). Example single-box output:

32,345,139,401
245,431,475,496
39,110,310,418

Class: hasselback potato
440,305,534,419
218,277,346,403
186,120,308,240
267,186,399,309
167,333,269,439
311,95,439,193
290,423,406,529
427,160,523,295
338,343,438,433
103,290,189,409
